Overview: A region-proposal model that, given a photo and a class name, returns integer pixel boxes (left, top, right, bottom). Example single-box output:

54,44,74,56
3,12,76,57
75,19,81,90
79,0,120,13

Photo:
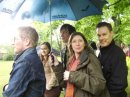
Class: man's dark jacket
3,48,46,97
61,46,68,70
98,40,128,97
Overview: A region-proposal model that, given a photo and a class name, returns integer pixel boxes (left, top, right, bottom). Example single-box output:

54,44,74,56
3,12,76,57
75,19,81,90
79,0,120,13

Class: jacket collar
14,47,36,61
76,48,91,70
100,40,115,52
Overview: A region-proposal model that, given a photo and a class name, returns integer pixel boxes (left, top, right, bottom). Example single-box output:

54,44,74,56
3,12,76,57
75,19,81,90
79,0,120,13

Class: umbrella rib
90,0,102,12
90,0,107,13
66,0,77,20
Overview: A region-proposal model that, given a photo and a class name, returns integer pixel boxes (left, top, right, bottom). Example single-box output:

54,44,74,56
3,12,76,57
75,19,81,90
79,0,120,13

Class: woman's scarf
65,56,80,97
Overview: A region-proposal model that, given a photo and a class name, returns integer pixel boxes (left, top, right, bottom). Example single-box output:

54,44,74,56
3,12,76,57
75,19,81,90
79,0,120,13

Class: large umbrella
0,0,108,22
0,0,107,43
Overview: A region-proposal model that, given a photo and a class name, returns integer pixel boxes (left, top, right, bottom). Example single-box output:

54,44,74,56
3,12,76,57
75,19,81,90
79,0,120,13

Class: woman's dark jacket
53,48,110,97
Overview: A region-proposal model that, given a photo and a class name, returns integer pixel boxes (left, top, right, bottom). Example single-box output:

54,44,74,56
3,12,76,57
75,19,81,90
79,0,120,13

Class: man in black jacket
96,22,128,97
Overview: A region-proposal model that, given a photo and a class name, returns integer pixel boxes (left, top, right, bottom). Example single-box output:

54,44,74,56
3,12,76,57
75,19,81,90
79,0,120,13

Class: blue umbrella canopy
0,0,108,22
0,0,25,18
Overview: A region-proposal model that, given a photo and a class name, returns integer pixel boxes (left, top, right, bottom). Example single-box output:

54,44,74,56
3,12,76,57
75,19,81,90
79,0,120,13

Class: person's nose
75,41,80,46
99,35,104,41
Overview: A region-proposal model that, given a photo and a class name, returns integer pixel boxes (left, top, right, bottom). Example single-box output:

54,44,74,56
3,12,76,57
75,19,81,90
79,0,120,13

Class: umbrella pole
49,0,52,45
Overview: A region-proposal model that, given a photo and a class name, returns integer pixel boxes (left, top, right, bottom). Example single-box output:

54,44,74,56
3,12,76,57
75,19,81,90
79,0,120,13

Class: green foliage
51,21,63,50
0,45,14,61
126,57,130,96
51,20,63,29
32,21,50,44
32,21,63,51
75,16,102,41
2,53,14,61
103,0,130,45
127,57,130,68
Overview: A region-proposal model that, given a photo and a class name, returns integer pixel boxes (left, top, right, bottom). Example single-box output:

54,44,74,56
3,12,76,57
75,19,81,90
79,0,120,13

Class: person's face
13,32,24,54
60,29,70,43
71,35,85,54
96,26,113,48
40,44,50,56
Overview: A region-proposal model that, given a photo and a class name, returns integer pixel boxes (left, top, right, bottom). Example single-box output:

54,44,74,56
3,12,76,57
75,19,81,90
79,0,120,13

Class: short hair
17,26,39,47
96,22,112,31
41,42,51,53
60,24,76,35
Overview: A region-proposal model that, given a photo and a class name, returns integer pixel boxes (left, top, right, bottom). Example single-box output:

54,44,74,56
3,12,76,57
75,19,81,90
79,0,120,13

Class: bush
2,53,14,61
0,45,14,61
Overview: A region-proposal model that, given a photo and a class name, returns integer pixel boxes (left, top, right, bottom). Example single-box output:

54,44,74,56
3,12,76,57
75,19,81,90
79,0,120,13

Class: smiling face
40,44,50,56
71,35,85,54
96,26,113,48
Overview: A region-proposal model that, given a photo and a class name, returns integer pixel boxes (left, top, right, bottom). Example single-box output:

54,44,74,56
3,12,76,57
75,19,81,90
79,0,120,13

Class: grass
0,61,13,97
0,58,130,97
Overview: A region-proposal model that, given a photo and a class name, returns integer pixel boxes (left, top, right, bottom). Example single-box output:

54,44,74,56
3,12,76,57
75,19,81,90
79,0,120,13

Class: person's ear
110,31,114,36
24,38,30,46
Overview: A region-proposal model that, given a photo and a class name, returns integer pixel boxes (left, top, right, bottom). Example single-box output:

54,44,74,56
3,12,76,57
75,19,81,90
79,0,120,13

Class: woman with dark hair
39,42,61,97
53,32,110,97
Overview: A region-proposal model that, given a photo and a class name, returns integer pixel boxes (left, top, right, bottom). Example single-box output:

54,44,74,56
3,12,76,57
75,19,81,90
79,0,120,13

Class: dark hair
90,41,97,50
41,42,51,53
60,24,76,35
96,22,112,31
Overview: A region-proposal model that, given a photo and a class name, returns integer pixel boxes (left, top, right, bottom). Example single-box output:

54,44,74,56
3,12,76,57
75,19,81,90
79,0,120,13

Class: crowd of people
2,22,128,97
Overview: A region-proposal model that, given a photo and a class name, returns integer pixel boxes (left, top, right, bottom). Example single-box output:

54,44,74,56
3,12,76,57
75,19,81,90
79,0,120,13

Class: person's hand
46,85,52,90
3,84,8,91
48,54,54,66
64,70,70,81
